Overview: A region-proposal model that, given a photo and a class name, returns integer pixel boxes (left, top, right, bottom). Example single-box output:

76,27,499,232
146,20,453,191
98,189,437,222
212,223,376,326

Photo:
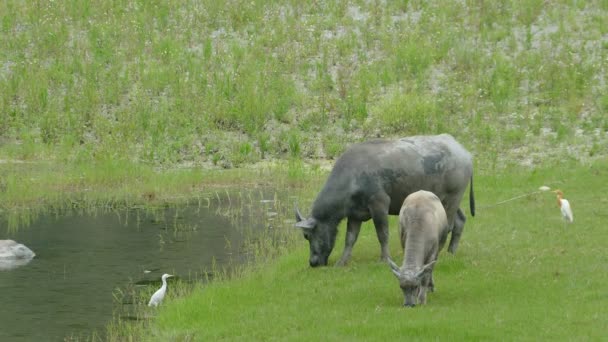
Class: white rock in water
0,240,35,271
0,240,36,260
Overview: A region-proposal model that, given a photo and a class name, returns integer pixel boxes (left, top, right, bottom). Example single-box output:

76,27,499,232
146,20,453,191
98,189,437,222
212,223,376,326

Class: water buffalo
388,190,449,307
295,134,474,267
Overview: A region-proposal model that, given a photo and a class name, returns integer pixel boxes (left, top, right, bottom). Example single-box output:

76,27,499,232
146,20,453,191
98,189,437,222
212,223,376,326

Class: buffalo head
294,206,337,267
388,258,436,307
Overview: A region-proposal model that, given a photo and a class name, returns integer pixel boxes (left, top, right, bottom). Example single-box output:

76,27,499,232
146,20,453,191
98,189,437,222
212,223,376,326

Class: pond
0,189,289,341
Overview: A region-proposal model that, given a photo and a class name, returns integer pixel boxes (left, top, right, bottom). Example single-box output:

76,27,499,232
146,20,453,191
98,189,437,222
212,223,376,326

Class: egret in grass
148,273,174,307
553,190,573,224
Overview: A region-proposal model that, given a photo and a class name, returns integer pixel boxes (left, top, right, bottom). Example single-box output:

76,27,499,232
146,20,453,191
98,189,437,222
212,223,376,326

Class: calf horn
415,260,437,279
387,258,401,277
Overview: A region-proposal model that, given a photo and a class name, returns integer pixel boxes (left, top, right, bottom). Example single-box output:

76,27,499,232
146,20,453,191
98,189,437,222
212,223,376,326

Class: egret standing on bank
553,190,573,224
148,273,174,307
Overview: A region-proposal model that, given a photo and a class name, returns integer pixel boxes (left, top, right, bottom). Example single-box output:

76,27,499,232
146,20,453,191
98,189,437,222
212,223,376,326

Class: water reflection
0,190,284,341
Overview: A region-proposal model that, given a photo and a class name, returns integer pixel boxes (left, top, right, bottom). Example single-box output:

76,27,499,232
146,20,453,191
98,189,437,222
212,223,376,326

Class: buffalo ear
415,260,436,279
294,217,316,229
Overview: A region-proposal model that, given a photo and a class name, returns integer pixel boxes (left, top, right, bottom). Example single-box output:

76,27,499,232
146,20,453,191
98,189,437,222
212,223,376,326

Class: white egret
553,190,573,224
148,273,174,307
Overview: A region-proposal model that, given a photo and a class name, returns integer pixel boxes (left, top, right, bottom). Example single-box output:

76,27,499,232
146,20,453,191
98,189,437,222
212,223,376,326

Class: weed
287,130,301,159
257,133,270,159
322,133,345,159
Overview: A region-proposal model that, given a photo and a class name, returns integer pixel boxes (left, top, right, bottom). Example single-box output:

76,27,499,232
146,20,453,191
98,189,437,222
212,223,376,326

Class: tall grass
0,158,320,231
1,0,606,167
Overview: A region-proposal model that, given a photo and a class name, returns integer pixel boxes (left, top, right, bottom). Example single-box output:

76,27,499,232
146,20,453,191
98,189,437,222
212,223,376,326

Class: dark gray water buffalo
388,190,449,307
295,134,474,267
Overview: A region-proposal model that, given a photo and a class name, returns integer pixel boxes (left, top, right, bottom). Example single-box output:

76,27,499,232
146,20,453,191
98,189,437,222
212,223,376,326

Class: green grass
108,159,607,341
1,0,606,167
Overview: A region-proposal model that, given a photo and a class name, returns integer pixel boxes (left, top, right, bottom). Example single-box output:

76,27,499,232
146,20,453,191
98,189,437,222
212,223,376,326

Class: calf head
388,259,436,307
295,206,337,267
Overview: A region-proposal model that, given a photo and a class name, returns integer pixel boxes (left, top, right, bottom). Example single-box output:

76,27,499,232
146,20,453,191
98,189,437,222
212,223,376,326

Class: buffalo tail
469,175,475,217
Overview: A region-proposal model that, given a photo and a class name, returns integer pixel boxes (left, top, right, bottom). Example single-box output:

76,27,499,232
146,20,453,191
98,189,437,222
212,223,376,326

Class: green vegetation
1,0,606,170
1,0,607,340
0,158,316,230
107,160,607,341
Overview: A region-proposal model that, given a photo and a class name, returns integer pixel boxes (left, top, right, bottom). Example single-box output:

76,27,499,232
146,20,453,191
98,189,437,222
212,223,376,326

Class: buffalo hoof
309,255,328,267
447,245,458,254
334,260,348,267
379,255,391,263
448,236,461,254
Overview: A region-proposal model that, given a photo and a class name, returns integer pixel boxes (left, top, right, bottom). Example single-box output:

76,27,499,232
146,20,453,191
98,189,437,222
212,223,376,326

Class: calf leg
428,253,438,292
448,208,466,254
418,287,428,305
419,270,434,304
336,219,362,266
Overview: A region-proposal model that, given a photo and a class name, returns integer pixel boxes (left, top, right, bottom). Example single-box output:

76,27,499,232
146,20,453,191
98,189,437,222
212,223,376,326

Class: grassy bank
107,160,607,341
0,158,320,230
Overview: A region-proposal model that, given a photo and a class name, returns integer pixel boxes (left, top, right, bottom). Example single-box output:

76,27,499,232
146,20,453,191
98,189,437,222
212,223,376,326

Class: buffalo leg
369,193,391,262
336,219,362,266
448,208,466,254
442,190,466,254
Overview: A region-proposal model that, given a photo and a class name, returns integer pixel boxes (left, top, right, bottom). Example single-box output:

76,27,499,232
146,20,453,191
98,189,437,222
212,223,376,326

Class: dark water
0,191,282,341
